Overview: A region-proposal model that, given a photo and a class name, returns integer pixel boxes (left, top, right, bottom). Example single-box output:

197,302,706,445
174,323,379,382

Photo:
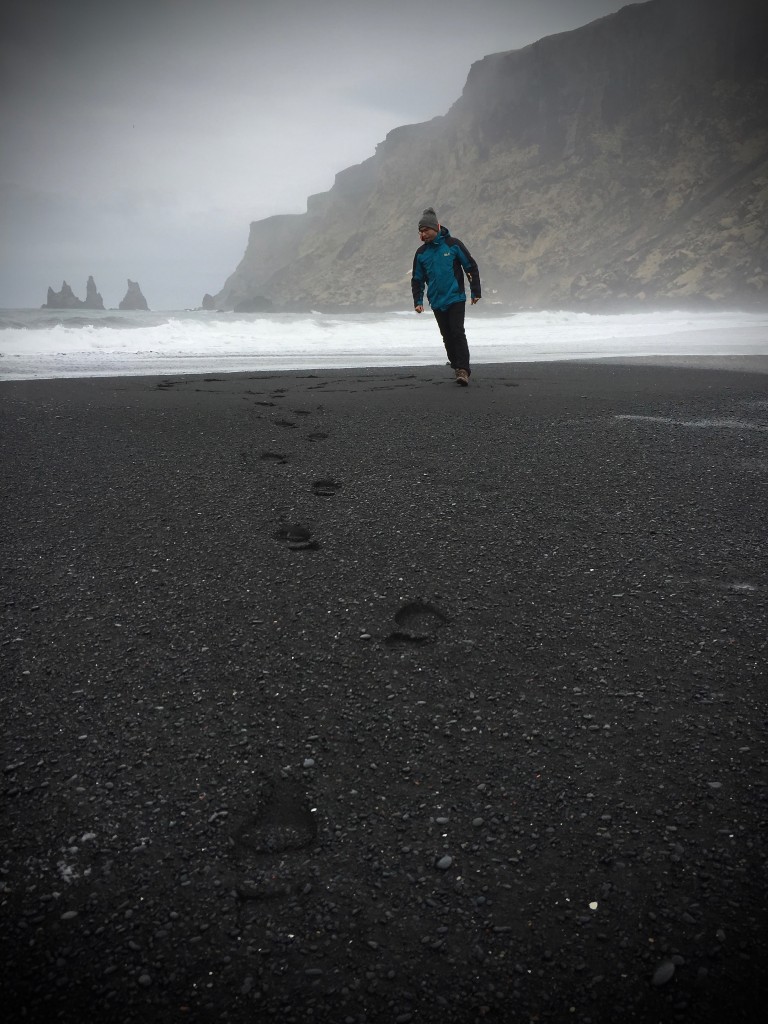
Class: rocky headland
209,0,768,312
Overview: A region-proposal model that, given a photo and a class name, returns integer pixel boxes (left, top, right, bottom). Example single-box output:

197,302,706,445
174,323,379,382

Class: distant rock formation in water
43,281,81,309
43,276,105,310
84,275,105,310
201,293,216,310
118,280,149,311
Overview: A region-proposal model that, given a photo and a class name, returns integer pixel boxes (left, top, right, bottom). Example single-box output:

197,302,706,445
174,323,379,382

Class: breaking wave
1,307,766,380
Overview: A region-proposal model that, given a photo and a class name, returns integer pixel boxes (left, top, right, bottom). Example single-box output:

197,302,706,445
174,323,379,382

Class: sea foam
0,308,766,380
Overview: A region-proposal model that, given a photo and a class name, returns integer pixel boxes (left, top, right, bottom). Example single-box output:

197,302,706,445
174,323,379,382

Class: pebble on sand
652,960,675,986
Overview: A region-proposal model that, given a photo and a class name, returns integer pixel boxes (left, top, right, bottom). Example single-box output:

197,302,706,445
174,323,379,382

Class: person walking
411,207,481,386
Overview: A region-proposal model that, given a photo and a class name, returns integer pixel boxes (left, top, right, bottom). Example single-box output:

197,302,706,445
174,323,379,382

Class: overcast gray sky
1,0,632,310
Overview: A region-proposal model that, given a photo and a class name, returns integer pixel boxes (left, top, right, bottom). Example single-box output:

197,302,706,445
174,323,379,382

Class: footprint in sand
272,524,318,550
387,600,450,643
232,777,318,901
260,450,288,464
312,478,342,497
306,432,329,442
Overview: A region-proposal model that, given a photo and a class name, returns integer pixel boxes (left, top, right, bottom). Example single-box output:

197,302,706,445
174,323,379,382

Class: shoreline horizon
3,351,768,385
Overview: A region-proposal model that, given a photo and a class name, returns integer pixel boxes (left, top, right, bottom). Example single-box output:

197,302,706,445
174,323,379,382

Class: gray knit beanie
418,207,439,231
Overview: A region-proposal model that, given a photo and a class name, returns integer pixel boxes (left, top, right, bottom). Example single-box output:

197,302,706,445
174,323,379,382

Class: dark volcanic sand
1,360,766,1023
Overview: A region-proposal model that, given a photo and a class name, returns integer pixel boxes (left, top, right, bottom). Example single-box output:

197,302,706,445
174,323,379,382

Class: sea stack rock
201,293,216,310
43,280,84,309
119,279,149,311
43,277,105,310
84,275,105,310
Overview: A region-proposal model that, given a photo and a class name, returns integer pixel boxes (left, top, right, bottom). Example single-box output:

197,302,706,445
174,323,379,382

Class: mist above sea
1,308,767,381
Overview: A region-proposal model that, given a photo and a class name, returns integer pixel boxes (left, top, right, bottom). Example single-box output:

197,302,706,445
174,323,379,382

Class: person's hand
415,305,423,313
471,297,480,305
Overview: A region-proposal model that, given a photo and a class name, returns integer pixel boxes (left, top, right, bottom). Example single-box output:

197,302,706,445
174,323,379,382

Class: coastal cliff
211,0,768,311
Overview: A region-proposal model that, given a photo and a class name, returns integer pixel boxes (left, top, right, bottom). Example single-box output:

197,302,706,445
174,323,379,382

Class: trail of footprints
242,383,449,900
152,376,452,898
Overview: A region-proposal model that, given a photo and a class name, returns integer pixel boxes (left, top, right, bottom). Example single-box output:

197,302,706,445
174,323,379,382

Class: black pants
433,301,470,374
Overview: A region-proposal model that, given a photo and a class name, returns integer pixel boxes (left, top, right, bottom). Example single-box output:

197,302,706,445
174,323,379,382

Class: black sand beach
1,359,767,1023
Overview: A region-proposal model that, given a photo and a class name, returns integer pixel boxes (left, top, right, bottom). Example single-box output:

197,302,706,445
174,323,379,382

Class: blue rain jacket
411,225,481,311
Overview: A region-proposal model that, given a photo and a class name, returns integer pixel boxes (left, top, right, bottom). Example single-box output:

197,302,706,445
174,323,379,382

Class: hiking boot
455,368,470,386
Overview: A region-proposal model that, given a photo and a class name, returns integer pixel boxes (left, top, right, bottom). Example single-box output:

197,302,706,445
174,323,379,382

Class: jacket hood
428,225,450,243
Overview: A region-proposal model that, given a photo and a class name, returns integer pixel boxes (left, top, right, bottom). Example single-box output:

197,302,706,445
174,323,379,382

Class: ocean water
1,307,767,381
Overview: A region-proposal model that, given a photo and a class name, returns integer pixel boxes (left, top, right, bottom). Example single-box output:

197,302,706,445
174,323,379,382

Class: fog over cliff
0,0,630,310
212,0,768,312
